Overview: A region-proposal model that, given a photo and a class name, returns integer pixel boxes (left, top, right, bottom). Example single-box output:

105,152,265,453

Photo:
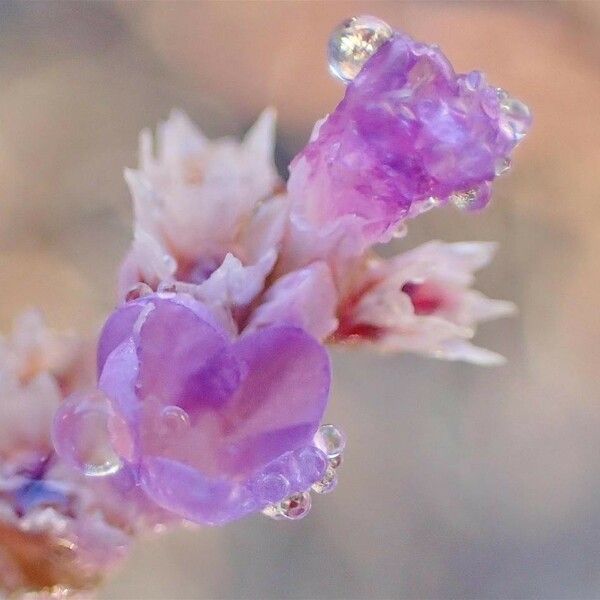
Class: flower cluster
0,313,131,597
1,18,530,597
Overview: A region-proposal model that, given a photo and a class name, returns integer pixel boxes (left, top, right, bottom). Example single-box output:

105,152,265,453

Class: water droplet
292,446,328,488
494,156,511,176
262,503,285,520
499,96,531,143
495,87,509,102
160,405,190,434
450,189,476,209
311,466,338,495
328,15,393,83
329,454,343,469
314,424,346,458
450,183,491,211
53,391,123,477
464,70,485,92
279,492,312,520
125,282,152,302
254,472,290,504
418,197,439,214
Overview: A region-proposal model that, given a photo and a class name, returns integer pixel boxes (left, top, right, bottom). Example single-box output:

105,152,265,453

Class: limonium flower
3,16,532,597
286,31,531,256
333,241,516,364
0,313,130,597
119,109,288,322
56,294,331,525
47,16,529,581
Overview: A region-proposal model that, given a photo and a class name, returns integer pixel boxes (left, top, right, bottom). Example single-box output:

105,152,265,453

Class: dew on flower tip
262,503,285,520
279,492,312,520
496,87,509,102
255,472,290,504
328,15,393,83
160,405,190,433
312,466,338,495
464,70,485,92
450,189,475,209
419,197,439,214
53,391,123,477
125,282,152,302
293,445,328,486
499,96,531,142
329,454,343,469
314,424,346,459
494,157,511,176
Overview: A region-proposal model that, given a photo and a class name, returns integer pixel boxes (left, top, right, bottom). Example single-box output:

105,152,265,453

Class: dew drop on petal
494,156,511,176
464,70,485,92
311,466,338,495
125,282,152,302
496,87,509,102
160,405,190,434
329,454,343,469
450,189,478,210
53,390,123,477
292,445,328,489
279,492,312,520
499,96,532,143
328,15,393,83
254,472,290,504
262,503,285,521
314,424,346,458
450,183,491,211
417,197,439,214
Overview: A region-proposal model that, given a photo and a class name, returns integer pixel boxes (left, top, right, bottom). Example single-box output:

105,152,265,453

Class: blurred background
1,1,599,598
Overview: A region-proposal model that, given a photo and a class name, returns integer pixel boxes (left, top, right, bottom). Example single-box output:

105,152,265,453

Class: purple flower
55,293,331,525
288,32,531,248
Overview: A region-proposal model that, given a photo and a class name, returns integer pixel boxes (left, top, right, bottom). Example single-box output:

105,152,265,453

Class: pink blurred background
1,2,599,598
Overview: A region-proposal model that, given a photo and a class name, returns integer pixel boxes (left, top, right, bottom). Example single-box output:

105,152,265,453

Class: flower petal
246,262,338,341
135,297,228,406
97,304,144,375
220,326,330,474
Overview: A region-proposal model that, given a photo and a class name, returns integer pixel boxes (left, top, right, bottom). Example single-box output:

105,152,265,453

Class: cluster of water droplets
261,424,346,521
448,87,530,210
